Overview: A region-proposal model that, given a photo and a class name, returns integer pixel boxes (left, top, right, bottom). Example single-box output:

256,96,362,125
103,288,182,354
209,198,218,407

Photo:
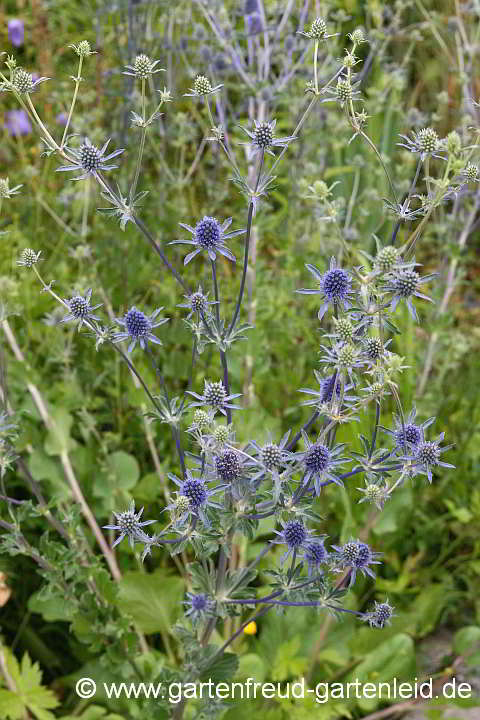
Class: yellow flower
243,621,257,635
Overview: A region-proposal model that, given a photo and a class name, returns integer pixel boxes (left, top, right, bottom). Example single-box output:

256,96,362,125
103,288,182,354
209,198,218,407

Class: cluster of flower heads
9,35,462,647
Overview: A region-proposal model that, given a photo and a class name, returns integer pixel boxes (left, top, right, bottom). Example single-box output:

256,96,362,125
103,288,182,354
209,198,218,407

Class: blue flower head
332,539,382,585
171,216,245,265
297,257,353,320
296,430,347,495
303,539,329,577
272,519,316,564
57,138,124,181
103,501,156,549
184,592,215,622
113,306,168,353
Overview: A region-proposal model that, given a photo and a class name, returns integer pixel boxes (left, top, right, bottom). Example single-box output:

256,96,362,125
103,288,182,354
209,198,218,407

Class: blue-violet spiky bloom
103,501,156,549
363,600,395,628
177,286,217,319
238,118,296,158
184,592,215,622
296,431,347,494
169,471,224,526
384,263,436,321
303,539,329,576
272,519,316,564
171,216,245,265
113,306,168,353
332,539,382,585
297,257,354,320
60,288,102,330
383,406,435,453
56,138,124,181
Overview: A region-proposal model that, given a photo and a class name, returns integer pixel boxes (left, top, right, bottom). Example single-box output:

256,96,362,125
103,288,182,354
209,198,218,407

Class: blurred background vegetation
1,0,479,718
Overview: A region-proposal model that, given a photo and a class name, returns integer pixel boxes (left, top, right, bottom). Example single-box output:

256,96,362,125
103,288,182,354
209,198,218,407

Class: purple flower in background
8,19,24,47
56,112,68,126
5,110,32,136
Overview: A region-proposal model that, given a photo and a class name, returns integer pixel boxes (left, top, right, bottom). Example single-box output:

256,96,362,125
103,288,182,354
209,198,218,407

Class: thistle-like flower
60,288,102,330
16,249,41,267
397,127,443,161
171,216,245,265
177,286,217,319
382,406,434,453
297,257,354,320
303,539,329,576
103,501,156,549
296,430,347,494
332,539,382,585
123,54,164,79
168,471,224,526
357,481,390,510
187,379,242,416
9,68,49,94
113,306,168,353
384,263,436,321
184,592,215,622
184,74,223,97
363,600,395,628
413,433,455,483
238,119,296,158
272,519,316,563
0,178,23,199
56,138,124,181
297,17,338,41
69,40,96,57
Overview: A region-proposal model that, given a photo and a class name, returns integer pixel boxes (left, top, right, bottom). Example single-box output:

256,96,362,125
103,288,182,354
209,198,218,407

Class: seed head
174,495,191,516
194,75,212,95
365,336,382,360
375,246,398,273
193,410,211,432
215,449,240,481
75,40,92,57
310,17,327,39
336,78,352,103
284,520,307,549
465,162,479,182
334,318,354,343
133,54,153,78
350,28,365,44
446,131,461,156
182,477,207,509
17,248,41,267
364,484,386,503
305,443,330,472
392,269,419,297
417,127,439,154
195,216,221,249
204,381,227,409
213,424,230,447
124,307,150,338
338,343,356,368
254,121,274,149
13,69,34,94
261,443,282,469
369,382,384,396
